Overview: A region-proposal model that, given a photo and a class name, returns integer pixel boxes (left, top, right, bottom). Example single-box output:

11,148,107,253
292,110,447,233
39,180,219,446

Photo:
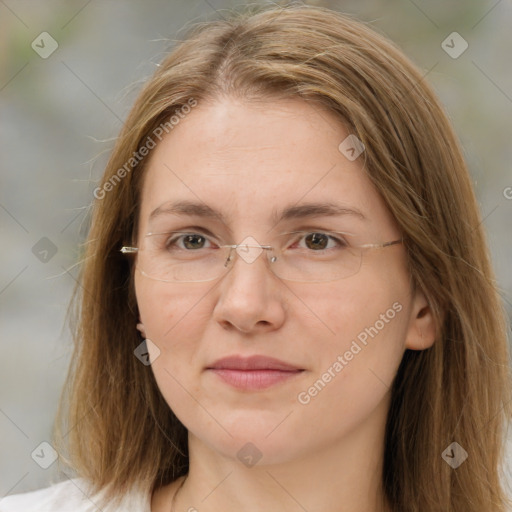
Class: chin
186,410,313,467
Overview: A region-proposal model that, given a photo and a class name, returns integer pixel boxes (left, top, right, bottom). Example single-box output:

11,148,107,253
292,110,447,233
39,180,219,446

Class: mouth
206,355,305,391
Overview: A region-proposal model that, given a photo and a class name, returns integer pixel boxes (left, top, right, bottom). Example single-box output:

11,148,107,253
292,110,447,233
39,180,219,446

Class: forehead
138,97,396,235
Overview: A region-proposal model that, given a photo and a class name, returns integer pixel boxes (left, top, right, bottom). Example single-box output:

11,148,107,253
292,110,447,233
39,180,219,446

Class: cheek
135,278,208,424
135,276,198,343
314,265,410,385
320,278,405,344
294,283,408,441
134,276,210,377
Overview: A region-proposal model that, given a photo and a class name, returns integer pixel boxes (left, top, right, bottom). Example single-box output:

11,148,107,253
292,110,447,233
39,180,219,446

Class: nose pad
222,237,275,276
223,246,234,268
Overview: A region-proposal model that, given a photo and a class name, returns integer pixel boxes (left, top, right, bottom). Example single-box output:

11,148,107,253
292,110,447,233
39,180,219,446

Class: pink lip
206,355,304,390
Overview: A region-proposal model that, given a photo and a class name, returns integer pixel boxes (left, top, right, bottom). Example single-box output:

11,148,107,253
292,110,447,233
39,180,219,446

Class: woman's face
135,97,432,465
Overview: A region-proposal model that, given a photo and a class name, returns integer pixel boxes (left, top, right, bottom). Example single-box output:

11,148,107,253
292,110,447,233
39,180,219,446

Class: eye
290,232,349,251
165,232,215,251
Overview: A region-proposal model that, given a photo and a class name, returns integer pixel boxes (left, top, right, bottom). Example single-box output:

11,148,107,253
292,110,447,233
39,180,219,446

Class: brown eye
304,233,329,250
182,234,207,250
293,232,348,252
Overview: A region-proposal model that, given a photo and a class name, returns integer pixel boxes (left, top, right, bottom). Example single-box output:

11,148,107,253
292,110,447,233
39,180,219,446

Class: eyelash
161,230,350,252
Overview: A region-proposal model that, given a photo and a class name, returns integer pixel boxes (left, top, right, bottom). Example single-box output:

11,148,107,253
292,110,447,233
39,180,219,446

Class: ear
405,288,436,351
136,322,147,338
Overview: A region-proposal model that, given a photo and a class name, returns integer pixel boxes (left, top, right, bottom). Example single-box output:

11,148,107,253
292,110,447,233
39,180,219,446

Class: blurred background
1,0,511,497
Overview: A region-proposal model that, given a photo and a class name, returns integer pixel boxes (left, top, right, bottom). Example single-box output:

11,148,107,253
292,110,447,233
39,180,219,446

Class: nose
212,242,286,334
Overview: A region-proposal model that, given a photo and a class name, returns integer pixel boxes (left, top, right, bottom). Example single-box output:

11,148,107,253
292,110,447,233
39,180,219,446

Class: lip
206,355,304,391
207,355,302,371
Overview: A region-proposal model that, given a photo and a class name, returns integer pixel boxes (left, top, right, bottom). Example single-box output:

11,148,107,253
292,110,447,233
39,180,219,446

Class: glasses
120,230,403,283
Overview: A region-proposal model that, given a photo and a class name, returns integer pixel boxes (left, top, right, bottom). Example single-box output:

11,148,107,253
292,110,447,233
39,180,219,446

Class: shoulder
0,479,92,512
0,478,150,512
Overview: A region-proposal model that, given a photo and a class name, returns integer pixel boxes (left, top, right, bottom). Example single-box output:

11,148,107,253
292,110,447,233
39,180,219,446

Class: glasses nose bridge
224,242,276,272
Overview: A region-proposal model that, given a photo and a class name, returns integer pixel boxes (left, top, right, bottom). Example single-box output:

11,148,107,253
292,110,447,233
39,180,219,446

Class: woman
2,4,511,511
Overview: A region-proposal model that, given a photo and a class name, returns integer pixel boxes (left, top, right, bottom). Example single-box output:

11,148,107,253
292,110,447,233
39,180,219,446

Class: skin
135,96,436,512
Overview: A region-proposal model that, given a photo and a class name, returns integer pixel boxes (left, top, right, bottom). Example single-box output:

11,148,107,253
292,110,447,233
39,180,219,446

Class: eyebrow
149,200,367,227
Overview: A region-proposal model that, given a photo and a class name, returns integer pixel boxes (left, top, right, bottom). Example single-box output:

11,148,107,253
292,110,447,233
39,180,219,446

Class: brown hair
55,4,512,510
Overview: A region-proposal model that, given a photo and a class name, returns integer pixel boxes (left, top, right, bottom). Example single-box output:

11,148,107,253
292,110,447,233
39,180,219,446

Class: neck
171,399,392,512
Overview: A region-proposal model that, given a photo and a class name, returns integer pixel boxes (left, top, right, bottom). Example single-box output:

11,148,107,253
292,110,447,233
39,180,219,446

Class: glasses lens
136,232,364,283
270,244,363,282
138,232,230,282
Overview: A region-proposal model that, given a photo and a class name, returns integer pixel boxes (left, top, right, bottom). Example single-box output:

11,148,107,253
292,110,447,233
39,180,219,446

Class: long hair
54,4,512,510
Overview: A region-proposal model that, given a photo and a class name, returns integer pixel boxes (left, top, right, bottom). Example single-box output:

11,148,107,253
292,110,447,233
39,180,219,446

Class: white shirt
0,478,151,512
3,469,512,511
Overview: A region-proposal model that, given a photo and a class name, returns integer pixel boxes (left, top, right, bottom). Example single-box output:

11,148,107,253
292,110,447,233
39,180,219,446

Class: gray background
1,0,511,497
